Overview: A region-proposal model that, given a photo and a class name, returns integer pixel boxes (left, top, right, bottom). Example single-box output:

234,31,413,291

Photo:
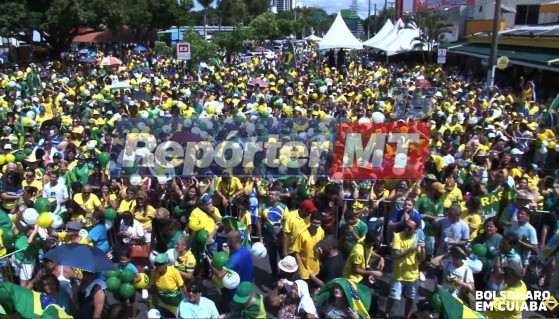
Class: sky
191,0,391,19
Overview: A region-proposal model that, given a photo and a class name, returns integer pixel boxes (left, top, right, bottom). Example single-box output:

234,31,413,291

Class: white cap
511,148,524,155
487,132,496,138
147,309,161,319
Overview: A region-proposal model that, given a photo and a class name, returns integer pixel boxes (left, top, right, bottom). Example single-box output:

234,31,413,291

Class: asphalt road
119,252,551,319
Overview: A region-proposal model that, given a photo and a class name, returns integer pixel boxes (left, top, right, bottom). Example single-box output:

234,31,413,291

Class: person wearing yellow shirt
485,262,528,319
215,174,244,212
73,185,104,215
188,194,222,255
132,191,155,251
446,116,464,133
22,170,43,194
174,237,196,283
150,254,187,318
282,199,315,256
35,106,53,125
48,221,93,246
462,198,483,241
442,178,463,209
293,214,324,280
385,216,425,319
342,230,384,284
118,188,137,214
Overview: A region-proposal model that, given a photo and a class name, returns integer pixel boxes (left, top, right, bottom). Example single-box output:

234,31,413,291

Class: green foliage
214,26,250,55
249,12,279,41
153,41,174,56
405,11,453,63
182,29,218,68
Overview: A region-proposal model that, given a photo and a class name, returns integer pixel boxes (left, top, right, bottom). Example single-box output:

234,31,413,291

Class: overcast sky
192,0,390,19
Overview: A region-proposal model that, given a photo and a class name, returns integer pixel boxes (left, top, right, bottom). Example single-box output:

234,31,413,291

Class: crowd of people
0,41,555,319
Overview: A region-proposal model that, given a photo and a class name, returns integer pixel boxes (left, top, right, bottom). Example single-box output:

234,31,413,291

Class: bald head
227,230,242,249
82,185,92,194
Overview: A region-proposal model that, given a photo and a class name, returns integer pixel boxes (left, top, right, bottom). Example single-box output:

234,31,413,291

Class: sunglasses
127,191,134,195
187,289,200,294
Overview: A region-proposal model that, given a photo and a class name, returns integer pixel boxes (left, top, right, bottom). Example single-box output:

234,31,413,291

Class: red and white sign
330,122,431,180
176,42,191,60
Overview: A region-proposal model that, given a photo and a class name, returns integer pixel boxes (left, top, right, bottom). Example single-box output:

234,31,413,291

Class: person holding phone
384,216,425,319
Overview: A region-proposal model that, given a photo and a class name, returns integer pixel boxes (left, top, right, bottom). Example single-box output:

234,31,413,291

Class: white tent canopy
363,19,393,47
318,12,363,50
304,34,322,41
370,19,428,56
371,19,403,51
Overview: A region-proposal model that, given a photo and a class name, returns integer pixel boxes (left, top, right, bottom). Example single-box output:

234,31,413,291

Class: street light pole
486,0,503,87
367,0,371,39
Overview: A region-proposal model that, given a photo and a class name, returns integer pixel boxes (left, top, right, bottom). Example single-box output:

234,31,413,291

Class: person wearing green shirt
71,154,93,186
13,224,40,287
470,217,502,290
414,182,445,257
339,210,368,259
0,210,12,231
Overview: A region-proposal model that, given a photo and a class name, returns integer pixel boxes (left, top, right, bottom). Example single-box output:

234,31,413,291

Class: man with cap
188,194,222,255
431,245,475,299
485,261,527,319
176,279,219,319
283,199,316,257
149,253,186,318
223,282,266,319
498,189,534,230
433,204,470,256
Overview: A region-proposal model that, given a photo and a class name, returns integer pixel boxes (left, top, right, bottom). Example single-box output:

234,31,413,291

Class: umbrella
109,81,132,90
98,56,123,67
133,46,147,52
248,79,269,88
252,46,268,53
79,48,90,54
415,79,432,88
44,244,115,272
80,56,98,63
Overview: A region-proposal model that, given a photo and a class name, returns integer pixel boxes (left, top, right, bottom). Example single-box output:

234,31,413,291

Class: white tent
382,27,426,56
304,34,322,41
318,12,363,50
363,19,393,47
371,19,404,51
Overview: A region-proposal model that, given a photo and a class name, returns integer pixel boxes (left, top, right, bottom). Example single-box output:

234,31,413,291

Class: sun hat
278,256,298,273
233,282,253,304
154,253,169,264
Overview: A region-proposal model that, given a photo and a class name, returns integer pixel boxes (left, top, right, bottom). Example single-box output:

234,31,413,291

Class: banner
478,189,514,219
281,42,296,70
413,0,474,12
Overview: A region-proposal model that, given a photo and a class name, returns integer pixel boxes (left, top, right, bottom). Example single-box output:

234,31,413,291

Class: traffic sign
438,49,447,57
437,56,446,64
177,42,191,60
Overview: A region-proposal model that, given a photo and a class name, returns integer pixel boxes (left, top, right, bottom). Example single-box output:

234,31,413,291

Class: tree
153,41,174,56
214,26,251,63
277,19,295,38
405,11,453,63
197,0,214,40
249,12,279,41
182,28,218,69
244,0,269,20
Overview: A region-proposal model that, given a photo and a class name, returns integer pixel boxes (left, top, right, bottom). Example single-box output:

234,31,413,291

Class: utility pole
487,0,503,87
374,4,377,34
367,0,371,39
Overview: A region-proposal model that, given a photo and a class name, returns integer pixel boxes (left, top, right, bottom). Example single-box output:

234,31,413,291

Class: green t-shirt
72,163,93,186
339,220,368,257
0,211,12,231
471,232,503,270
15,235,38,263
414,195,444,237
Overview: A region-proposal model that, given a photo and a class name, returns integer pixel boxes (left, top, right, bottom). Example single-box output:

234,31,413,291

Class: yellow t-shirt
100,193,117,208
73,193,101,212
175,250,196,273
239,211,252,227
22,180,43,194
485,281,527,319
58,232,93,246
442,187,463,208
118,199,137,214
150,266,184,292
462,212,482,241
391,232,420,282
293,228,325,279
283,210,310,253
133,205,155,230
188,207,221,234
343,241,373,283
216,177,243,197
0,229,6,257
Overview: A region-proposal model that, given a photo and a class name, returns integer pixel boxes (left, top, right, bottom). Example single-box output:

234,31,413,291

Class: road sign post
177,42,191,61
437,48,447,64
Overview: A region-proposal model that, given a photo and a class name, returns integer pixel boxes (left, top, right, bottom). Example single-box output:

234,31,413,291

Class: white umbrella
109,81,132,90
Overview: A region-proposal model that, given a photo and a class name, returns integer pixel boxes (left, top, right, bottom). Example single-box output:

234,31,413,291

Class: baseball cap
201,194,212,204
147,309,162,319
67,221,83,230
233,282,253,304
431,182,446,193
299,199,317,213
154,253,169,264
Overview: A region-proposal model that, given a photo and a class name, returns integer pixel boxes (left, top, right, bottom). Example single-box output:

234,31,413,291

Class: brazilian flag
0,282,72,318
438,286,484,319
315,278,371,319
281,42,296,70
26,66,42,95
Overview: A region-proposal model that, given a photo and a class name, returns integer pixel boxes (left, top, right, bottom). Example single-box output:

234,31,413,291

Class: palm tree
197,0,214,40
405,11,453,64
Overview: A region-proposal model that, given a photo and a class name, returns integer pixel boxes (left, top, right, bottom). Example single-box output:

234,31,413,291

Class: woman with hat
150,253,187,318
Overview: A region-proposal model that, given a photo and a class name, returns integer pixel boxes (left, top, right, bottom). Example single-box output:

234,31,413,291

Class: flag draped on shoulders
315,278,371,319
0,282,72,318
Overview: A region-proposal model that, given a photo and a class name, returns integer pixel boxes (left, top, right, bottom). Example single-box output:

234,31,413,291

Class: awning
440,42,559,71
541,0,559,13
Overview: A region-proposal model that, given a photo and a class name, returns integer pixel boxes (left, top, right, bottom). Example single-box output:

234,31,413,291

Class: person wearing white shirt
118,211,144,245
177,280,219,319
42,171,69,211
